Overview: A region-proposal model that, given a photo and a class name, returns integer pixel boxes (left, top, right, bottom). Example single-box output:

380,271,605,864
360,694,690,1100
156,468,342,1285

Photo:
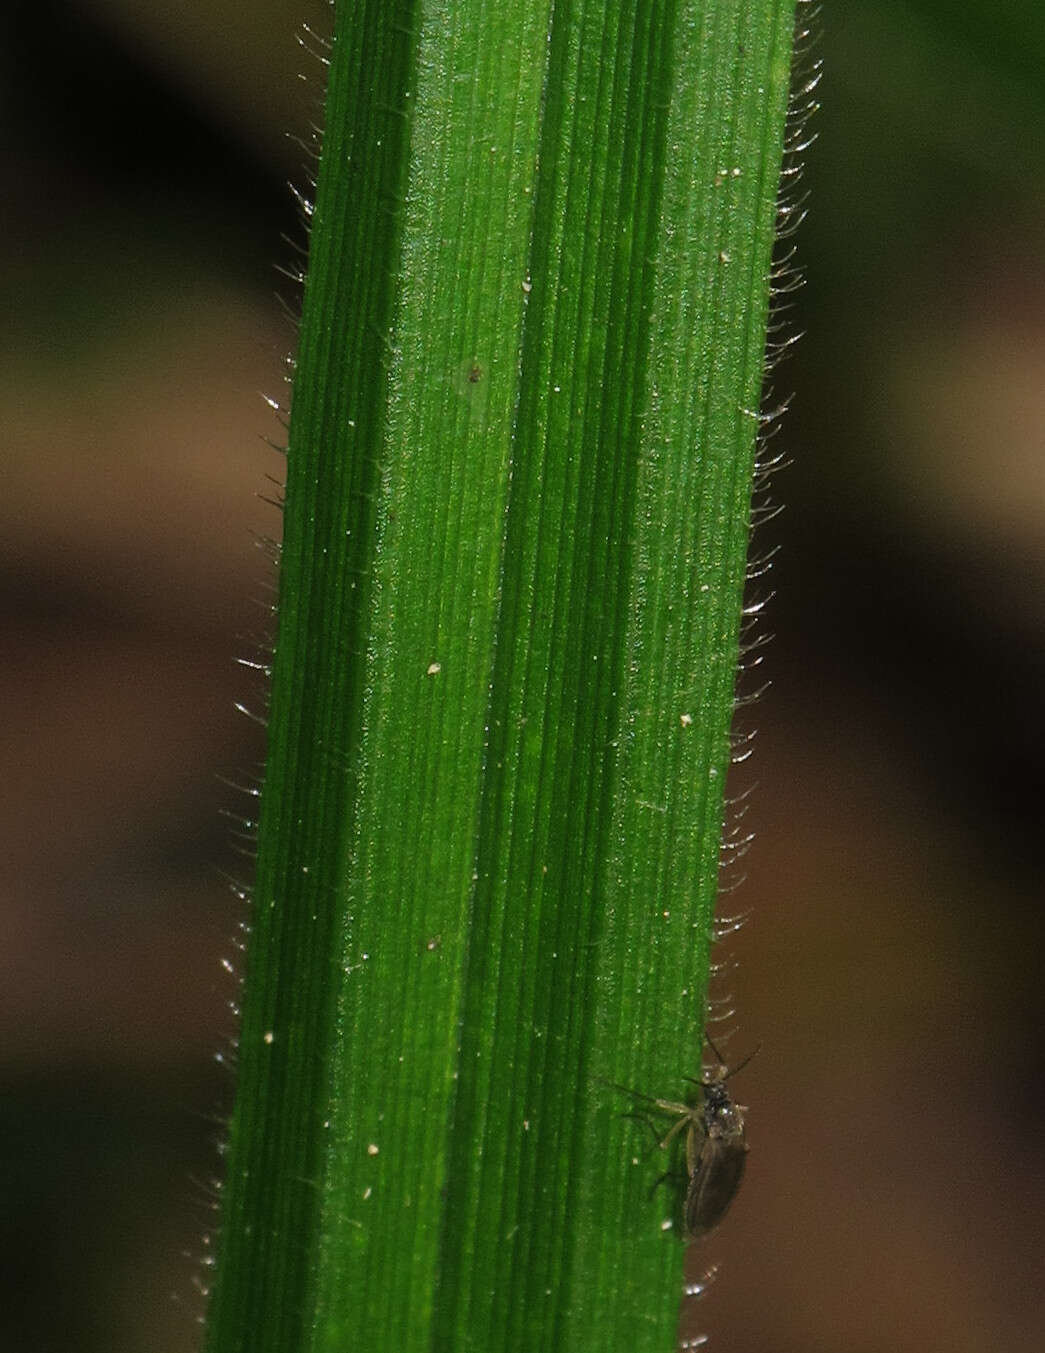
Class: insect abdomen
684,1136,747,1238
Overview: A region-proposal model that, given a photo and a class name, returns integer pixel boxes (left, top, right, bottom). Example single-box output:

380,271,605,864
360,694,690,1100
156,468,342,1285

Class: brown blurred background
0,1,1042,1350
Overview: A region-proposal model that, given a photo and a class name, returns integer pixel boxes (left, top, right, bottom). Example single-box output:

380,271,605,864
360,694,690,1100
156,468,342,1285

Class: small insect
612,1035,757,1240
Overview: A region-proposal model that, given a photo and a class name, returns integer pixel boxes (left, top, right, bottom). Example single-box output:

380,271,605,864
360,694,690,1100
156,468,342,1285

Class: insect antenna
702,1032,761,1079
722,1042,761,1079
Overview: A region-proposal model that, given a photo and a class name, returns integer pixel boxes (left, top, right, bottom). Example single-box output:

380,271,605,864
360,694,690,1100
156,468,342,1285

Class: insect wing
684,1132,747,1239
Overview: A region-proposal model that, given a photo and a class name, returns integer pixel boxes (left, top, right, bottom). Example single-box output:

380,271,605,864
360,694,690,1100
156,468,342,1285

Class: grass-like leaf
204,2,801,1350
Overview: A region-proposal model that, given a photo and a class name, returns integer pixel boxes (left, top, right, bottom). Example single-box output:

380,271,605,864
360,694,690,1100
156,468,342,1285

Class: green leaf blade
204,2,799,1351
